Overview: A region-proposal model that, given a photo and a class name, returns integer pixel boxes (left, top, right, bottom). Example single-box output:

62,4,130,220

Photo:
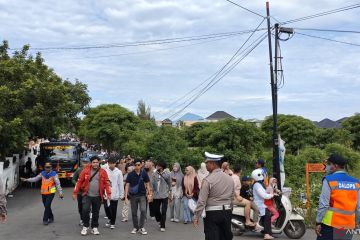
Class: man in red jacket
73,156,111,236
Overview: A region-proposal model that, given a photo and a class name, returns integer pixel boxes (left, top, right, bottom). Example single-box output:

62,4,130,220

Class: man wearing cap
255,159,268,187
315,154,360,240
72,157,90,226
193,152,234,240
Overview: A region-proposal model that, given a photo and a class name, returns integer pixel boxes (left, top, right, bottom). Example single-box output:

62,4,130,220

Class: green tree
315,128,353,148
0,41,90,158
0,118,28,159
184,122,211,147
192,119,264,167
261,115,317,154
79,104,138,152
324,143,360,172
147,126,189,165
342,114,360,150
136,100,154,121
122,120,157,158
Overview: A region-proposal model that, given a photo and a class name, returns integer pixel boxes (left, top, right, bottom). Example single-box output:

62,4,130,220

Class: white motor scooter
231,192,306,239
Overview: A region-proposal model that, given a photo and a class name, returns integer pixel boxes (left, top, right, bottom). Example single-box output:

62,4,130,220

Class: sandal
245,222,256,227
264,234,274,240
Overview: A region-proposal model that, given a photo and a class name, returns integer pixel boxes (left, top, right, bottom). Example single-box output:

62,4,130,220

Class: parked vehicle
38,141,82,179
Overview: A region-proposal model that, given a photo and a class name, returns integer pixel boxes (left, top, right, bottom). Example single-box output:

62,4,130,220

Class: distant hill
314,117,349,129
176,113,204,122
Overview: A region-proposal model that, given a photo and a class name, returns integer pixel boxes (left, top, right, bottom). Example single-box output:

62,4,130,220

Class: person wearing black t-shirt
125,159,153,235
240,176,259,224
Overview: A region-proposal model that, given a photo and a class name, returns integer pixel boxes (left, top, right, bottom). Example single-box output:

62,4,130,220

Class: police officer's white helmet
251,169,264,181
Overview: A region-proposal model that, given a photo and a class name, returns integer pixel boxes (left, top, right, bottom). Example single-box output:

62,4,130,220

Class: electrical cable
292,28,360,34
281,3,360,25
296,32,360,47
10,29,267,51
224,0,265,18
167,32,268,120
163,19,265,110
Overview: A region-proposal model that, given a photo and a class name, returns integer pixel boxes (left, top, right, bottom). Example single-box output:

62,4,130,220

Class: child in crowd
265,178,280,227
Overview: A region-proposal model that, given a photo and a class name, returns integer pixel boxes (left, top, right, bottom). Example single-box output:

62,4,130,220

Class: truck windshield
41,145,76,161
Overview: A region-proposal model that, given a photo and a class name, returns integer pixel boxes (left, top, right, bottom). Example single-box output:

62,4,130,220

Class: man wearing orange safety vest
21,162,63,225
315,154,360,240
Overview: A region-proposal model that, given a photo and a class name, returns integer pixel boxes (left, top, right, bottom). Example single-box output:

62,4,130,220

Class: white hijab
197,162,209,187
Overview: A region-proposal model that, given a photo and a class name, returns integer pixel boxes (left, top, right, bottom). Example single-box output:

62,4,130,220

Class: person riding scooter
232,165,256,228
252,169,276,240
240,175,259,226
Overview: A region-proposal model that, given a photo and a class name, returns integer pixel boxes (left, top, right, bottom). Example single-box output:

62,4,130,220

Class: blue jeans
182,197,193,222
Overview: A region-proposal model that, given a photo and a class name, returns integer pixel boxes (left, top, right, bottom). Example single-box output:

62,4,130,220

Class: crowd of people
17,153,282,239
7,151,360,240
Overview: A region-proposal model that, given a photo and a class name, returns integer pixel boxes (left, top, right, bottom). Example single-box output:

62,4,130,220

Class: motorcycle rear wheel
283,220,306,239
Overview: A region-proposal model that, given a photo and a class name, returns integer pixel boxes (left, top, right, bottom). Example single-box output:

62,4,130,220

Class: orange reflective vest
322,172,360,229
40,171,57,195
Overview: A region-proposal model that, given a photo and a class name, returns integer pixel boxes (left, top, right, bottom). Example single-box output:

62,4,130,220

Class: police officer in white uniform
194,152,234,240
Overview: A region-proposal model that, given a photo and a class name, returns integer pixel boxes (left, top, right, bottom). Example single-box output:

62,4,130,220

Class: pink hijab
184,166,197,194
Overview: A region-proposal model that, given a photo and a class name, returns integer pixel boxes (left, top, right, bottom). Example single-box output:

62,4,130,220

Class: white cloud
0,0,359,121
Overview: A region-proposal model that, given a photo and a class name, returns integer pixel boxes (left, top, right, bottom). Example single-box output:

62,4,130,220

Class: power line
224,0,265,18
292,28,360,34
168,34,267,120
165,19,266,110
10,29,266,51
296,32,360,47
65,30,266,60
281,3,360,25
167,31,268,120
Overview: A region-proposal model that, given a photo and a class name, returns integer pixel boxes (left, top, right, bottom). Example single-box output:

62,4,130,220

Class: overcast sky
1,0,359,121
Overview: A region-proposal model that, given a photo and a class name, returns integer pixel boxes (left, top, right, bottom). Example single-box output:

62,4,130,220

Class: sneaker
121,219,128,222
160,228,166,232
131,228,138,234
104,216,108,219
43,221,49,226
91,228,100,235
139,228,148,235
105,221,111,228
183,221,188,224
110,225,115,229
150,217,155,220
170,218,174,222
79,220,84,226
174,219,180,223
81,227,88,236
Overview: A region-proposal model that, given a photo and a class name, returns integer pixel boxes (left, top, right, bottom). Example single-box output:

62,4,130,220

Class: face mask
325,164,332,174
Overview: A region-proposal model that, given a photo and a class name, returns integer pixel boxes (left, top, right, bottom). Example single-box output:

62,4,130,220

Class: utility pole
266,2,281,190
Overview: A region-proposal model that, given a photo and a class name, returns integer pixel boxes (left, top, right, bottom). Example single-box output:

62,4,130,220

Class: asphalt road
0,185,324,240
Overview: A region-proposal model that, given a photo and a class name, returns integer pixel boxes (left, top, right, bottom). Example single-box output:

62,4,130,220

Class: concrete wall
0,155,20,195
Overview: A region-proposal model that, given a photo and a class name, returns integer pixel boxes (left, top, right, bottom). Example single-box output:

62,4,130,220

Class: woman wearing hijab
169,163,184,223
197,162,209,188
181,166,199,224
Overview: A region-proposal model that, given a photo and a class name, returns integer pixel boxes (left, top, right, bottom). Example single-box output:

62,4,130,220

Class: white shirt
105,166,124,200
253,182,273,216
